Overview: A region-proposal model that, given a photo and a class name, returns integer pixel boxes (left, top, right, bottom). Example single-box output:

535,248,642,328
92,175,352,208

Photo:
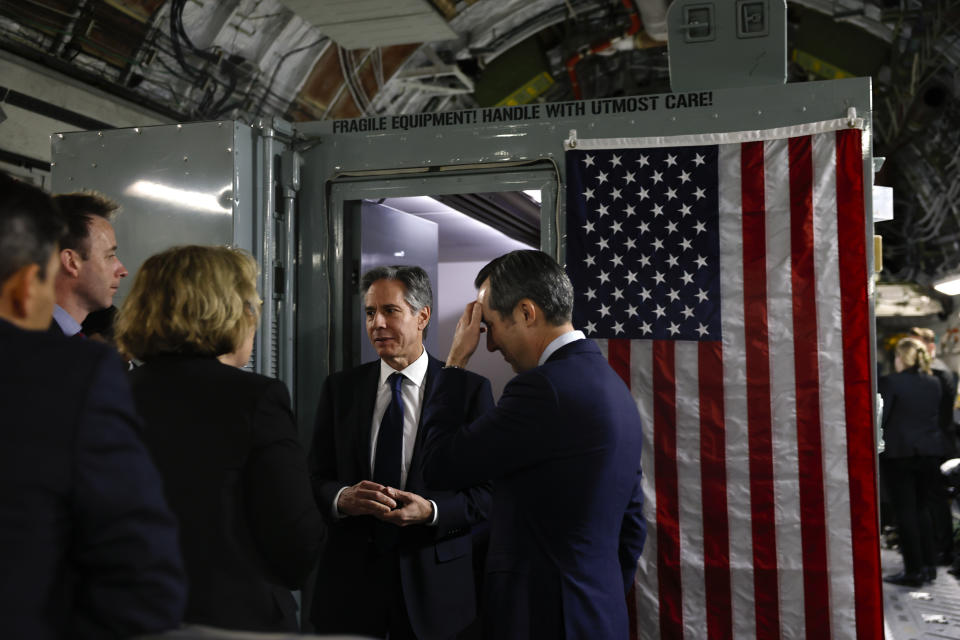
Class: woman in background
115,245,324,631
879,336,943,587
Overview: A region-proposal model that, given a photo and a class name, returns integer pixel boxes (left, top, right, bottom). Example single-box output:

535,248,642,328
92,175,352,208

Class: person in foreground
115,245,324,631
422,250,646,640
0,173,186,638
310,265,494,639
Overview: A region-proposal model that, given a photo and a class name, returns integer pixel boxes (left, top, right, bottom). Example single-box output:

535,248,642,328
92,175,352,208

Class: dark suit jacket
0,318,186,639
309,353,494,640
47,317,65,336
129,354,324,632
423,339,646,640
931,362,959,456
879,368,943,459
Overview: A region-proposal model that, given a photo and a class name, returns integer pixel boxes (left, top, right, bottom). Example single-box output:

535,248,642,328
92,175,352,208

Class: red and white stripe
585,123,880,640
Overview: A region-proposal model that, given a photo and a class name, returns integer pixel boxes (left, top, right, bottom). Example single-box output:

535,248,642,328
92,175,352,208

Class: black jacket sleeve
309,373,348,520
244,379,326,589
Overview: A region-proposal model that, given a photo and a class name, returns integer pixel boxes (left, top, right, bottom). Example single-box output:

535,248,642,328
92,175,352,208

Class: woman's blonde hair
895,336,932,374
115,245,259,360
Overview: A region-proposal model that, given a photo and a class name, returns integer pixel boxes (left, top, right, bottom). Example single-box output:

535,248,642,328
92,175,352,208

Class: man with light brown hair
50,191,128,336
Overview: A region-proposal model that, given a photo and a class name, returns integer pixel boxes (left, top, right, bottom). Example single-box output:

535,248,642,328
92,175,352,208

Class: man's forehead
364,279,409,306
88,216,117,242
476,277,492,303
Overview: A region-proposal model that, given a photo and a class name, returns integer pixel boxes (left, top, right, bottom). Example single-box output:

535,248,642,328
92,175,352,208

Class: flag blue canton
566,146,722,341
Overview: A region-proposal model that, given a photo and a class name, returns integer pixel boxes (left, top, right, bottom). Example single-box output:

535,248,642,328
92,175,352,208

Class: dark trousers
365,548,417,640
882,455,941,574
310,545,417,640
929,464,954,557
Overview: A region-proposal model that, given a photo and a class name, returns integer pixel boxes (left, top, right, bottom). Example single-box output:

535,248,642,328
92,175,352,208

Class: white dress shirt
538,330,586,366
333,348,437,524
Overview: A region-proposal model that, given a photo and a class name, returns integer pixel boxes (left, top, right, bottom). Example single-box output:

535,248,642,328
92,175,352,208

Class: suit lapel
407,354,442,484
356,361,381,478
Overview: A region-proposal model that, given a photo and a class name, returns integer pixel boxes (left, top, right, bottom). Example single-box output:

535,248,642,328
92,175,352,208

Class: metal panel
51,121,242,309
667,0,788,91
278,0,456,48
49,121,296,392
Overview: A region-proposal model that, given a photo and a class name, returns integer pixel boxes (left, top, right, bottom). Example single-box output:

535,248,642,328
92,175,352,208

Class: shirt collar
53,304,83,336
379,347,429,387
538,330,586,366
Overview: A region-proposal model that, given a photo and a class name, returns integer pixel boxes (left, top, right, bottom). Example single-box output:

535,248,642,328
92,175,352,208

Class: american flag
565,122,881,640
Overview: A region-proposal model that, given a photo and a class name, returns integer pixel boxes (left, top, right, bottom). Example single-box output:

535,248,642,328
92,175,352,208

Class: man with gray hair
310,265,494,639
422,250,646,639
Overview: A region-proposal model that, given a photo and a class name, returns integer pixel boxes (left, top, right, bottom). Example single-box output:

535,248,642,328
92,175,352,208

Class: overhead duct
634,0,668,41
434,191,540,247
277,0,457,49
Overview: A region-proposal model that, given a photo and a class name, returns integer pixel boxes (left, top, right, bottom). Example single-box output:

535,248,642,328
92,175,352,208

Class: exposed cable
254,37,327,115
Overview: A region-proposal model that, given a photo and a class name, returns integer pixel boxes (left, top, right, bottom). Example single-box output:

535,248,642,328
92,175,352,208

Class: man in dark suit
50,191,128,336
310,265,494,640
422,250,646,640
0,173,186,638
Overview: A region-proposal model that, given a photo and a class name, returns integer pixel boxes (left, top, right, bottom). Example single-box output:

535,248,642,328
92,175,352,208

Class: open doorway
346,191,539,400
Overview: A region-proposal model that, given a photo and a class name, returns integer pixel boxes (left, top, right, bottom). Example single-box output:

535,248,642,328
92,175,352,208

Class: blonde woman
115,245,324,631
879,336,943,587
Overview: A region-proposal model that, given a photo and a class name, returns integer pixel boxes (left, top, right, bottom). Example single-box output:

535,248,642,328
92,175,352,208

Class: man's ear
517,299,538,327
59,248,81,278
4,264,40,319
417,305,431,331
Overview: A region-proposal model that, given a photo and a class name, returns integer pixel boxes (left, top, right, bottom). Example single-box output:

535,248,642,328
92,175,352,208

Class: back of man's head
0,174,64,287
475,250,574,325
53,191,118,258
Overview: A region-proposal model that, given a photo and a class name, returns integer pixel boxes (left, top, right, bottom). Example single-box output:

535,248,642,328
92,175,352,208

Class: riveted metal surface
51,121,246,309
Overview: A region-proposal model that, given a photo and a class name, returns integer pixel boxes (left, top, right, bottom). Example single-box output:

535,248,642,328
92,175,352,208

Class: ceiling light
125,180,232,215
523,190,541,204
934,274,960,296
